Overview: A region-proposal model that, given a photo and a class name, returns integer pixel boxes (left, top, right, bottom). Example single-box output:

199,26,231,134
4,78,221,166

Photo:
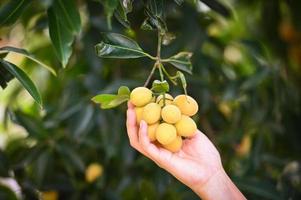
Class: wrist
192,168,246,200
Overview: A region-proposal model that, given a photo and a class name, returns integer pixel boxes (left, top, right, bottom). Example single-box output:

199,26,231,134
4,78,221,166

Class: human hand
126,102,246,200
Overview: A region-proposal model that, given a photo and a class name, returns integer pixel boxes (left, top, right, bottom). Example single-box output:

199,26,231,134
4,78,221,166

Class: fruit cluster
130,87,199,152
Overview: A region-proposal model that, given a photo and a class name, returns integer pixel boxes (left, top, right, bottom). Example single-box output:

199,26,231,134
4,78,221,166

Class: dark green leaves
163,52,193,74
47,0,81,67
0,0,32,26
92,86,130,109
151,80,169,93
0,61,14,89
101,0,119,29
95,33,152,59
0,46,56,75
142,0,167,33
0,60,42,107
52,0,81,34
47,8,73,67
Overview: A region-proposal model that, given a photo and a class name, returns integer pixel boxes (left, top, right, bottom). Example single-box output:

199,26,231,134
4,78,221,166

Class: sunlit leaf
0,46,56,75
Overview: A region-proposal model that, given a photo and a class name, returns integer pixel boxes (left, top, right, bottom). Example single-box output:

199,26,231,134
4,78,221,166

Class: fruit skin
148,123,159,141
85,163,104,183
175,115,197,137
142,103,161,124
130,87,152,106
164,136,183,153
135,106,144,125
156,123,177,145
173,95,198,116
156,93,174,107
161,105,181,124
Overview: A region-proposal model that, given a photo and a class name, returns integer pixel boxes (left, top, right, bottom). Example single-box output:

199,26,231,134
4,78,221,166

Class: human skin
126,102,246,200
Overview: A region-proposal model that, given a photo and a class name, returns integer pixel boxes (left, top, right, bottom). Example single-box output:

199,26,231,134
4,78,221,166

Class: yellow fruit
130,87,152,106
85,163,103,183
135,106,144,125
156,123,177,145
148,123,159,141
142,103,161,124
41,191,58,200
156,93,174,107
161,105,181,124
164,136,183,153
173,95,198,116
175,115,197,137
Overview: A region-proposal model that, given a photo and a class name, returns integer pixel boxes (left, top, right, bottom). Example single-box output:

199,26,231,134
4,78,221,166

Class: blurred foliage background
0,0,301,199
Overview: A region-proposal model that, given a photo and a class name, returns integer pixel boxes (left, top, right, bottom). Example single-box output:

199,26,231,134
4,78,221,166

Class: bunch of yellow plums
130,87,199,153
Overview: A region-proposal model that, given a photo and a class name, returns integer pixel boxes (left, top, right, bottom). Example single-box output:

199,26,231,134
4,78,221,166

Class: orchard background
0,0,301,199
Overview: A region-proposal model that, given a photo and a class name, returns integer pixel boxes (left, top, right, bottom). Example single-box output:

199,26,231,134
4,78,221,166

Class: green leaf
95,33,152,59
102,0,119,29
11,110,47,139
0,60,14,89
143,0,167,33
92,94,129,109
122,0,134,13
177,71,187,95
162,32,176,46
0,0,32,26
164,52,193,74
104,95,129,109
47,7,74,67
118,86,130,96
52,0,81,34
36,151,50,185
114,1,130,28
0,60,42,107
199,0,231,17
56,144,85,172
151,80,169,93
0,46,56,75
174,0,184,5
92,94,117,105
92,86,130,109
143,6,167,33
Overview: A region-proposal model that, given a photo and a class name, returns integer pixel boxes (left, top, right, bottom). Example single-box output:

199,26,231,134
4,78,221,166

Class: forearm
193,169,246,200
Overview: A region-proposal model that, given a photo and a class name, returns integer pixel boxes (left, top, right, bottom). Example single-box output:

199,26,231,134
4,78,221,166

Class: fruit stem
144,64,157,87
